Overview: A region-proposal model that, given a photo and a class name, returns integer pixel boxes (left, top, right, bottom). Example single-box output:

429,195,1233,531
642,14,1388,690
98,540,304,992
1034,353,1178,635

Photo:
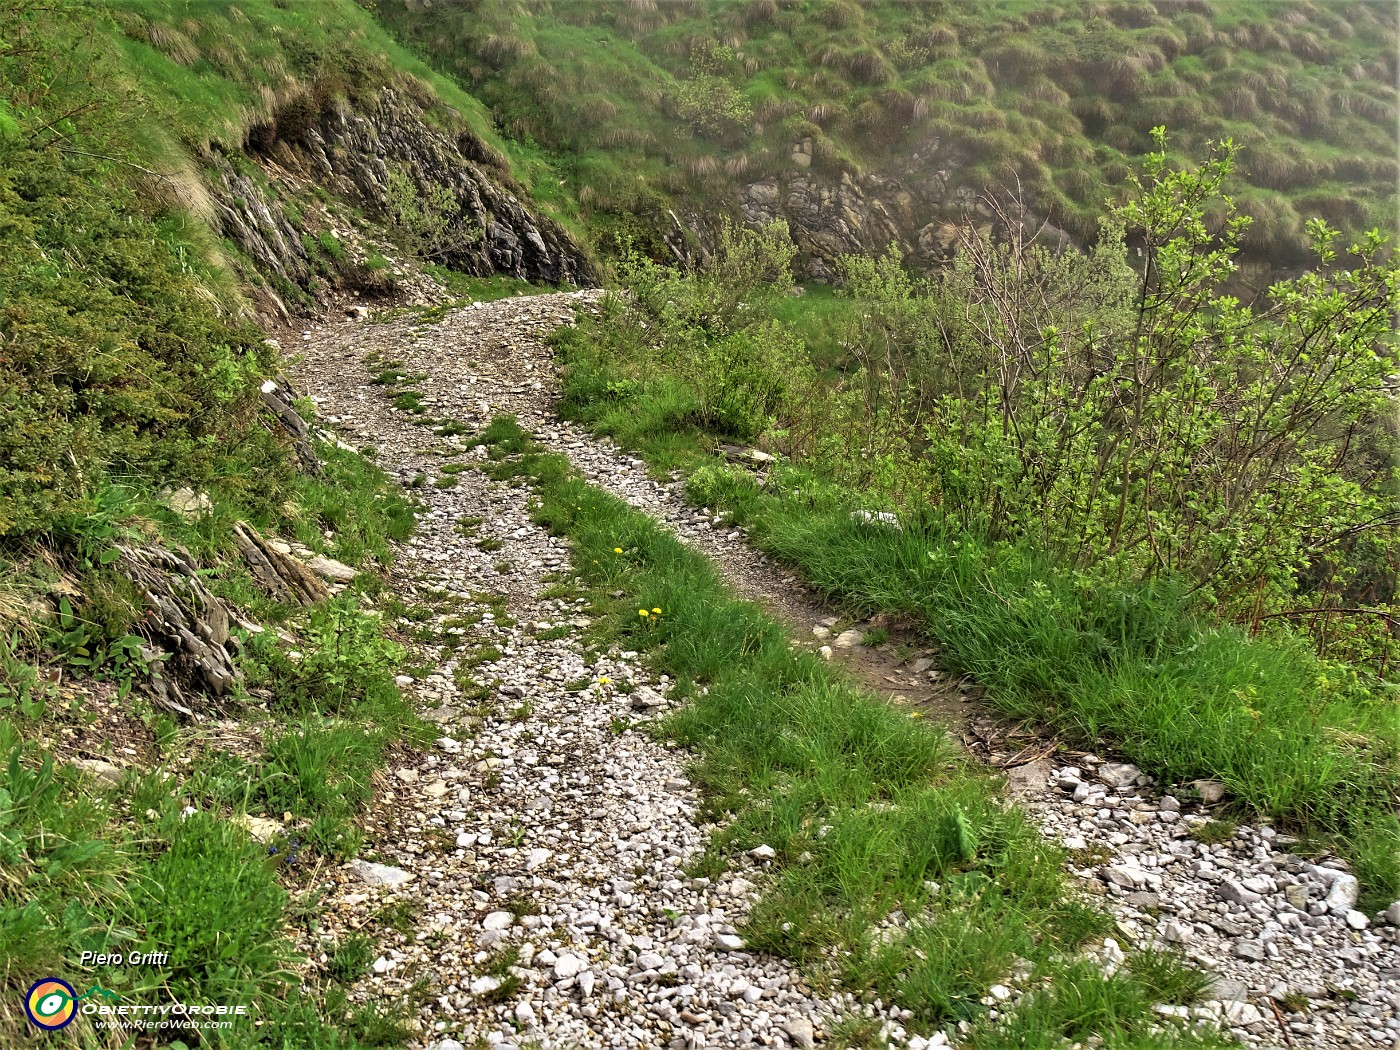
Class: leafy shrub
248,594,406,718
910,131,1400,639
384,164,482,263
572,222,822,442
670,41,753,139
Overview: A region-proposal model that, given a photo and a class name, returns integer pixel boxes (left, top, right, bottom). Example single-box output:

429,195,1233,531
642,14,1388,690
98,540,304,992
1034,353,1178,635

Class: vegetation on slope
372,0,1398,263
0,5,428,1043
552,141,1400,900
101,0,591,248
475,416,1231,1049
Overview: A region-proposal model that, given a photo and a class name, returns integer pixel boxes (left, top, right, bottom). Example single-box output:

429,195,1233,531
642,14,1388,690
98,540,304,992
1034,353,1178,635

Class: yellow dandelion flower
652,608,662,614
598,676,610,685
639,609,649,617
614,547,623,554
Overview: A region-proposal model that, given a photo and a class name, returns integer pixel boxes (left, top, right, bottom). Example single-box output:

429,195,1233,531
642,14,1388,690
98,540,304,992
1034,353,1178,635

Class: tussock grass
369,0,1397,261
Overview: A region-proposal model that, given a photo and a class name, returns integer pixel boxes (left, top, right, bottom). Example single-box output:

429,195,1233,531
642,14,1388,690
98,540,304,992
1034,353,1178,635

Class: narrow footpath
290,293,1399,1050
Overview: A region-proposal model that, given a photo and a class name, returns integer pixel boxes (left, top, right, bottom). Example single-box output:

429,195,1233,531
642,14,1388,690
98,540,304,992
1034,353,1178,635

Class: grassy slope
372,0,1398,262
102,0,588,251
0,438,433,1047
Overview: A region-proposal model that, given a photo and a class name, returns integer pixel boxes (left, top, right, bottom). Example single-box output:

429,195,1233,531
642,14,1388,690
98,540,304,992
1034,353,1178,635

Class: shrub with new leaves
599,221,820,442
915,128,1399,629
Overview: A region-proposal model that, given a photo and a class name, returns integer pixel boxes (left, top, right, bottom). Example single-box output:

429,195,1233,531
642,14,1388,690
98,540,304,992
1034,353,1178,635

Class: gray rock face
1189,779,1228,803
735,171,909,282
1097,762,1143,788
1220,880,1263,906
115,543,242,714
71,758,124,787
784,1016,816,1049
306,555,357,583
1322,871,1360,913
211,88,594,317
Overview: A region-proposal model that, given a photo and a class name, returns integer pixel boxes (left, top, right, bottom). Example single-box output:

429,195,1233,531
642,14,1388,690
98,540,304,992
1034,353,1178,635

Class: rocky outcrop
230,524,333,608
209,86,595,316
271,89,592,286
738,170,913,281
116,544,242,717
684,137,1072,281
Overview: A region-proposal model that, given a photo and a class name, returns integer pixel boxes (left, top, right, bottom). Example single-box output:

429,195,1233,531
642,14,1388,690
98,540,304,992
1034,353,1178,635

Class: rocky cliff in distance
210,86,596,319
668,136,1074,282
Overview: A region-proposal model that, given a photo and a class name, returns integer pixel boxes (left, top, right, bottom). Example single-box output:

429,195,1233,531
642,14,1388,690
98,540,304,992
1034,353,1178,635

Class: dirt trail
289,294,1399,1050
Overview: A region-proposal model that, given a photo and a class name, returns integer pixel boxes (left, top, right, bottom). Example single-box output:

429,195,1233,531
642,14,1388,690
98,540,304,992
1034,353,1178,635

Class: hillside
372,0,1399,280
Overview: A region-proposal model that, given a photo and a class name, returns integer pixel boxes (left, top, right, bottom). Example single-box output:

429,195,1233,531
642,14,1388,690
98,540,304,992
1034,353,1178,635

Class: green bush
0,16,290,539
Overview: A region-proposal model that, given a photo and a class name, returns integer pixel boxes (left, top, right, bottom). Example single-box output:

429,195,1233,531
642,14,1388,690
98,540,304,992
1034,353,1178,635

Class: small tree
915,128,1399,636
383,165,482,264
671,41,753,140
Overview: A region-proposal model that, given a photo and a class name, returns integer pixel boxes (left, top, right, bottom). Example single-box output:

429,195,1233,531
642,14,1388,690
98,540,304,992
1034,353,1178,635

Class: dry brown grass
911,24,958,50
723,154,753,178
755,96,798,123
1027,77,1070,107
735,0,778,29
1144,25,1187,59
816,1,863,31
146,21,201,66
681,153,719,177
1024,5,1065,27
599,127,655,149
479,33,534,65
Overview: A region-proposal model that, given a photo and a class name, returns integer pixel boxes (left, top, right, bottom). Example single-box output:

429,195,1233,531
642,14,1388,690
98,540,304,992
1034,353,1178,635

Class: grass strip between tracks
478,414,1232,1050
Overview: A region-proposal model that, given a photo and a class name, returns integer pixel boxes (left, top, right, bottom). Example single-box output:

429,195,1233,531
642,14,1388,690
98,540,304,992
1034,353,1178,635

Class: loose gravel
290,294,1400,1050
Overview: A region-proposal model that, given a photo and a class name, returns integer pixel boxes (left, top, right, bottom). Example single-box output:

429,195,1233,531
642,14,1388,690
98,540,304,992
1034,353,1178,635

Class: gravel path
289,294,1400,1050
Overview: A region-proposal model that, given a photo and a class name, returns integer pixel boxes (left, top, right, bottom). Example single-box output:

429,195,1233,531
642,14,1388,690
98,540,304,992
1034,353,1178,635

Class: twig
1268,996,1295,1048
56,147,179,182
1255,606,1399,627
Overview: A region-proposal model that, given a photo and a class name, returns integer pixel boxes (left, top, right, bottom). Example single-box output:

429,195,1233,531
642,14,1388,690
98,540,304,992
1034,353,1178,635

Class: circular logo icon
25,978,78,1030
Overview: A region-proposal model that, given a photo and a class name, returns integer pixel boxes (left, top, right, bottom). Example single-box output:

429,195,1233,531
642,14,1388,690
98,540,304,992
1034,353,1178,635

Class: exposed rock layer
209,87,595,316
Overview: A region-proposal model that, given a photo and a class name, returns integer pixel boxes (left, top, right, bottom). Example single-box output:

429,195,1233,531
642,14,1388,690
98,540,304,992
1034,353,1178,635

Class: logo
25,978,78,1030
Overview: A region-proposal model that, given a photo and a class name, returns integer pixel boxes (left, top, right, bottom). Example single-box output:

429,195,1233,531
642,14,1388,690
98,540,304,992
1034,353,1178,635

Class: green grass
421,265,556,301
0,435,424,1044
372,0,1398,263
474,415,1228,1044
107,0,508,158
551,254,1400,907
556,405,1400,903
